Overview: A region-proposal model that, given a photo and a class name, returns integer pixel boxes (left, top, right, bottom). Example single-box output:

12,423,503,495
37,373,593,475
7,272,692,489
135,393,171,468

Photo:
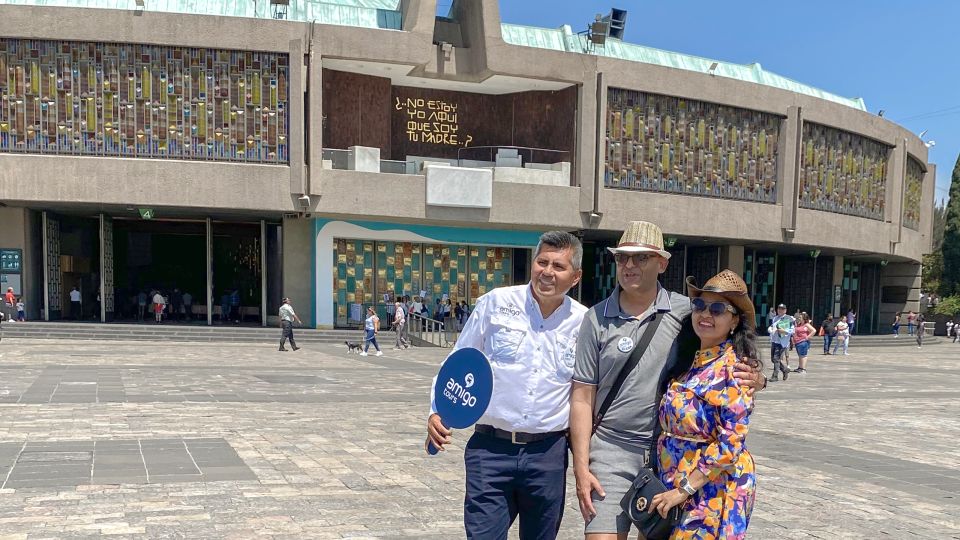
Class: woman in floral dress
651,270,758,539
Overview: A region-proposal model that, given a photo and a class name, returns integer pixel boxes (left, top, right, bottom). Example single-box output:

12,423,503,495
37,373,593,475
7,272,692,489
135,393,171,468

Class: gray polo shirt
573,285,691,448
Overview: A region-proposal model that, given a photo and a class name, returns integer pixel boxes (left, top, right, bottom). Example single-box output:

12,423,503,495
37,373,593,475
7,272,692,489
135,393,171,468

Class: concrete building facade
0,0,934,333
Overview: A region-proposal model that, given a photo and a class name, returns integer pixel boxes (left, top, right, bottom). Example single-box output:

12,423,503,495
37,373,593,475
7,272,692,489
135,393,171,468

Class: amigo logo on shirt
443,373,478,407
497,305,522,317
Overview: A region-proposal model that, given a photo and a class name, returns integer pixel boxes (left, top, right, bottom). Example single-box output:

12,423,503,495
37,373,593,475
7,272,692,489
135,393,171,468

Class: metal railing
457,145,571,166
407,312,462,348
333,303,462,347
321,148,417,175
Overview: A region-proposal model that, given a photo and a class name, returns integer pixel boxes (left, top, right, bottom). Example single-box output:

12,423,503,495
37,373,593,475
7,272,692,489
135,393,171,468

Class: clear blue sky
494,0,958,206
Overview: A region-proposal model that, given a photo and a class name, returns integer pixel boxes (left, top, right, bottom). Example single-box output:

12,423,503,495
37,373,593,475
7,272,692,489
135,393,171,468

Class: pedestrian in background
182,291,193,321
392,300,409,350
3,287,15,322
278,297,302,351
69,286,82,320
821,313,837,354
15,297,25,322
767,303,793,381
152,290,164,323
892,312,901,337
362,306,382,357
833,319,850,355
916,313,926,348
793,312,817,374
907,311,916,335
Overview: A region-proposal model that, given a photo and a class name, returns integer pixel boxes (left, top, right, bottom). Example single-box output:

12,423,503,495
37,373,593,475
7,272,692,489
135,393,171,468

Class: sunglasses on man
690,297,739,316
613,253,656,265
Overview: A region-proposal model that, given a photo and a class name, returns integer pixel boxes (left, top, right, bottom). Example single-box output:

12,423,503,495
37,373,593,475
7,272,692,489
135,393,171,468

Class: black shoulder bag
589,311,681,539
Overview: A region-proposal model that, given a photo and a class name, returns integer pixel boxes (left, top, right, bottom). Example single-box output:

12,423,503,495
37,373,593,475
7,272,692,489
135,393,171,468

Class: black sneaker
783,370,789,381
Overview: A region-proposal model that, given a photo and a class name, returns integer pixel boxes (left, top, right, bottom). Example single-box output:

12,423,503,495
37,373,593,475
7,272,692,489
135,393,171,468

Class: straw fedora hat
606,221,671,259
685,269,756,328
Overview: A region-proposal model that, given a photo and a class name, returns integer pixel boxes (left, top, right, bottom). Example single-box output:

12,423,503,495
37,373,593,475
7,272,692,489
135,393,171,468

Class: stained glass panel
903,157,924,231
798,122,888,221
605,88,781,203
0,38,288,162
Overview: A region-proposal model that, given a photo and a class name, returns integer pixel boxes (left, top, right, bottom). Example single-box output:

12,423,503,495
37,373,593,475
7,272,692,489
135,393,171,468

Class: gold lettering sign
396,96,473,147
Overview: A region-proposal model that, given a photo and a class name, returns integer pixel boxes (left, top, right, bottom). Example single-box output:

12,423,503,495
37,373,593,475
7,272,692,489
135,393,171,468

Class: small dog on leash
344,341,363,354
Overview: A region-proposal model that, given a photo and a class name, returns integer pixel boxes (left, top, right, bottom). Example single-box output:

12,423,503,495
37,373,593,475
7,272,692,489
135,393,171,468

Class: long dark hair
731,316,762,369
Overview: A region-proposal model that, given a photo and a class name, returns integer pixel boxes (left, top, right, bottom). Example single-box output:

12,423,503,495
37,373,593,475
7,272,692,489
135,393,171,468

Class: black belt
475,424,567,445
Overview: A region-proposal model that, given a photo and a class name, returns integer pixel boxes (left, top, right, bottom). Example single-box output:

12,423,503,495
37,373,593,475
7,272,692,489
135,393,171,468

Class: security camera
297,195,310,208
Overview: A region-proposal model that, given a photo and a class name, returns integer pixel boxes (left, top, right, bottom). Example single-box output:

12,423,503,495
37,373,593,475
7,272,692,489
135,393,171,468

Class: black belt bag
621,467,682,540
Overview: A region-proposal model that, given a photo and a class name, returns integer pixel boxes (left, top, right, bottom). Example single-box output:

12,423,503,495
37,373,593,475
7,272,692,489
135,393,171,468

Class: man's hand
733,357,765,392
574,467,605,522
426,413,452,451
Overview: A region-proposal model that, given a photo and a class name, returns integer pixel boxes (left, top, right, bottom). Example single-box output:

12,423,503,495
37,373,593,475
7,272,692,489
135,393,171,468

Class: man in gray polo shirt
569,221,763,538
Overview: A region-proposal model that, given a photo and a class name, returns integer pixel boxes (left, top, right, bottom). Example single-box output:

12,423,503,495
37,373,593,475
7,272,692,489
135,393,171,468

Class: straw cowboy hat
606,221,672,259
685,269,756,329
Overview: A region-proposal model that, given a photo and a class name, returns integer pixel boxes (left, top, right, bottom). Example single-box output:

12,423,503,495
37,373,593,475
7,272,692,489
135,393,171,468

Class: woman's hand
649,488,688,518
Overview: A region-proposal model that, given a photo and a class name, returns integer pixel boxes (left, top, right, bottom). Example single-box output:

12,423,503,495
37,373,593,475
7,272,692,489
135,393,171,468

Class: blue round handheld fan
426,347,494,455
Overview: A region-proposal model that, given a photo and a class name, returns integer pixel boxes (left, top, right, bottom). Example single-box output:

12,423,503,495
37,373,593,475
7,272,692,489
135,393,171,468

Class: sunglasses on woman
691,297,738,316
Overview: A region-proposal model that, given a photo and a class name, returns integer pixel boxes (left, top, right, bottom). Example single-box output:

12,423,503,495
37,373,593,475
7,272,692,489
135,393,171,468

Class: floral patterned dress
657,341,755,539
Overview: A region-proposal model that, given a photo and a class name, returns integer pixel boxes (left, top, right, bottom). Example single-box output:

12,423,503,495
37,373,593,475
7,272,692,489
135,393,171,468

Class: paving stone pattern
0,336,955,538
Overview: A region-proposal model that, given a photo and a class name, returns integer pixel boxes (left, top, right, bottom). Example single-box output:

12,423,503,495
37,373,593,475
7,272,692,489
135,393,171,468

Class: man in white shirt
426,231,587,539
278,297,302,351
393,300,409,349
69,287,82,320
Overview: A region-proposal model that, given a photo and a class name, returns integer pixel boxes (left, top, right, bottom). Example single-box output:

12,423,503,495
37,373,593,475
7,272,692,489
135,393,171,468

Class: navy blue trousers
463,431,567,540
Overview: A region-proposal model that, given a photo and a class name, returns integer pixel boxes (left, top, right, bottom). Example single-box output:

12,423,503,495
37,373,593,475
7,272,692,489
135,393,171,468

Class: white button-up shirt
430,284,587,433
279,304,297,322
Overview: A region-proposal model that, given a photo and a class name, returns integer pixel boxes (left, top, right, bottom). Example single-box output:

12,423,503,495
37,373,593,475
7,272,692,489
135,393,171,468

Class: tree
932,202,947,250
923,251,943,296
941,153,960,295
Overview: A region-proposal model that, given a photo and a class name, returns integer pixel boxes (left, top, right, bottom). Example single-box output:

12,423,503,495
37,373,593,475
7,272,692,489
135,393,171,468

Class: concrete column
919,163,937,250
887,141,906,246
282,218,314,327
99,213,105,323
307,24,323,198
261,220,268,328
831,255,844,316
42,211,49,321
879,261,921,325
399,0,435,33
206,218,212,326
288,38,305,197
778,106,802,233
578,71,602,216
721,245,745,275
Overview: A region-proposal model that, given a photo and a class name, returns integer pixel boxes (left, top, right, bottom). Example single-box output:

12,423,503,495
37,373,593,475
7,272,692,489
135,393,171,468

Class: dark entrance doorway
55,215,101,321
113,219,206,322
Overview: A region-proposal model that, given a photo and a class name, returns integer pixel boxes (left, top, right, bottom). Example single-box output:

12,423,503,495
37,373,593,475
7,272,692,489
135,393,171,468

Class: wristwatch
679,477,697,497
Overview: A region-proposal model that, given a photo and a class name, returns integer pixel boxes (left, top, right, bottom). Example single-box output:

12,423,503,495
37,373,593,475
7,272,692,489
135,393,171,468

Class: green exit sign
138,208,154,220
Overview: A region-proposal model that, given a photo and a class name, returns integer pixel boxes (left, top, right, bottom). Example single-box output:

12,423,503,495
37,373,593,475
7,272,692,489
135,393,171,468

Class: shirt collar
602,284,672,320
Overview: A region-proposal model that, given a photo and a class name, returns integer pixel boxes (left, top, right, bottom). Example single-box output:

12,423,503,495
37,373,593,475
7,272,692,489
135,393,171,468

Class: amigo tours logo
443,372,478,408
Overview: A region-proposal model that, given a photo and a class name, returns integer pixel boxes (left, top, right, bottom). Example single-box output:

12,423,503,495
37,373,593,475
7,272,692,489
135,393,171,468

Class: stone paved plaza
0,333,955,539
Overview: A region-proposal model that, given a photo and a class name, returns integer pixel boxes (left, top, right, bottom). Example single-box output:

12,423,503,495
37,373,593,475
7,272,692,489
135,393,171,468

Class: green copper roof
501,23,867,111
2,0,403,29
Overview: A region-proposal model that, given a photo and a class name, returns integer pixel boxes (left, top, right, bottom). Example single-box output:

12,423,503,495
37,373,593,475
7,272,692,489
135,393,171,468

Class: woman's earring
729,328,735,335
